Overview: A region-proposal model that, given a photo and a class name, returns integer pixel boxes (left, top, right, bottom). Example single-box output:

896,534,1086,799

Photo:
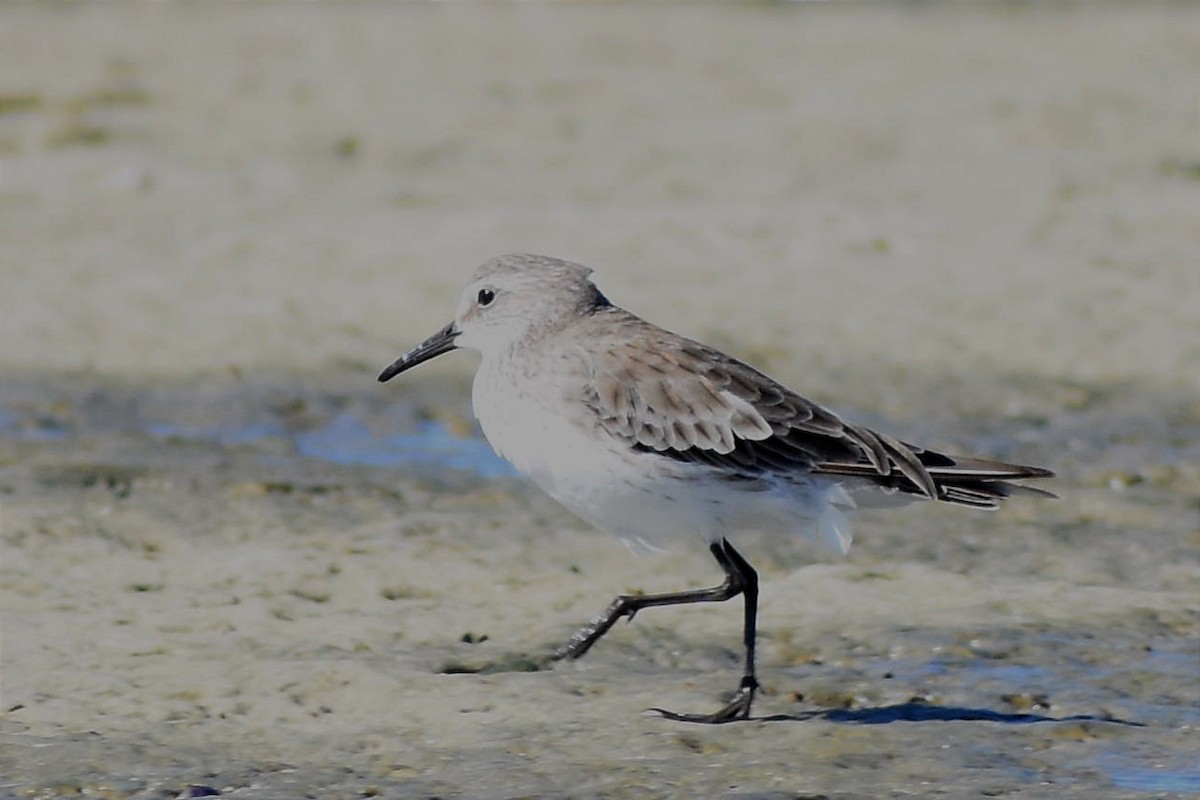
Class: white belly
471,360,854,554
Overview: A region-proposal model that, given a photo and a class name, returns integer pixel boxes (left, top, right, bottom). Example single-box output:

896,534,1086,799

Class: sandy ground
2,2,1199,798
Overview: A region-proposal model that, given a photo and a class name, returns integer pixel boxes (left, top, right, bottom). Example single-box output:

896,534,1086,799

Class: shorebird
378,253,1053,723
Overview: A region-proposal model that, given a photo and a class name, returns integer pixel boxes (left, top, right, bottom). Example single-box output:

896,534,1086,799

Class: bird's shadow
745,702,1144,727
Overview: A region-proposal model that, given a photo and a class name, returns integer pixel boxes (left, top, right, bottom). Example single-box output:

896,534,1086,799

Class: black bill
377,322,460,382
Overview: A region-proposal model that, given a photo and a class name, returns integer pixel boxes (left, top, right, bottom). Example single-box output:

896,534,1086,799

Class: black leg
655,540,759,723
553,539,761,724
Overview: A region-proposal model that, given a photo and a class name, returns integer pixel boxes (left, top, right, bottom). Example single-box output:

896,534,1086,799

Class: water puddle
0,386,515,479
1103,760,1200,794
154,413,515,478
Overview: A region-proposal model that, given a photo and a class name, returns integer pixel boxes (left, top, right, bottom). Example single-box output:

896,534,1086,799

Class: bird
378,253,1054,723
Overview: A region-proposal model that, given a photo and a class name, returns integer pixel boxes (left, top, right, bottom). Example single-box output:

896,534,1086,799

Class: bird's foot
651,676,758,724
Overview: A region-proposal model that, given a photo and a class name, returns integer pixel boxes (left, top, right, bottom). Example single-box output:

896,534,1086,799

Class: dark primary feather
578,310,1053,508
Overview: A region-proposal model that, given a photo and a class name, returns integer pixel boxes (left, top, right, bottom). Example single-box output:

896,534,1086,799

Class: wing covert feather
573,313,1049,504
579,331,878,480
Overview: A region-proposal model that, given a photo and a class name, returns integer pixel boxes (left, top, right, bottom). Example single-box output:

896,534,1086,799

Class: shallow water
3,0,1199,797
150,412,515,477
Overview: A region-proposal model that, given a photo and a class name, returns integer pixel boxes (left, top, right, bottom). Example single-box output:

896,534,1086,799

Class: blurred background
1,3,1198,798
2,3,1196,394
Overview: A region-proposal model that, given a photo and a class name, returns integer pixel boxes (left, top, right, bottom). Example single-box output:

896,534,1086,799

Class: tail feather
816,445,1055,509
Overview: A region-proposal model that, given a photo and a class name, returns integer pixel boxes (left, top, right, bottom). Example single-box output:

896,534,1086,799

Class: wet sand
2,3,1198,798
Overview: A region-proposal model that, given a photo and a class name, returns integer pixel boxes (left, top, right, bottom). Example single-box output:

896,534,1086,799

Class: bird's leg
554,539,762,724
553,541,744,661
654,539,760,724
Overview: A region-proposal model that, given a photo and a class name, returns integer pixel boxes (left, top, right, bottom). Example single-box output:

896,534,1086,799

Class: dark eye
477,288,496,307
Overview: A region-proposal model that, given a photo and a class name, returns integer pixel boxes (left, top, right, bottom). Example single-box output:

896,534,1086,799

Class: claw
650,682,757,724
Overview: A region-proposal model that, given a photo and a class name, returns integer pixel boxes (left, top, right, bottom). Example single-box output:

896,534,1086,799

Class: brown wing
579,315,1053,507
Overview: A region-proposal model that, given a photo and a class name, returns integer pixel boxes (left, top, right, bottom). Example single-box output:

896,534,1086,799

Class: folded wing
580,325,1052,509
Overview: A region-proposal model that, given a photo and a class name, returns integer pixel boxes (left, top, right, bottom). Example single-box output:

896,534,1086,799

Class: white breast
472,353,599,488
470,351,853,554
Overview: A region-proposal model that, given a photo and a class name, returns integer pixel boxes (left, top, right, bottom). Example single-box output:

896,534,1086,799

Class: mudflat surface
1,3,1198,798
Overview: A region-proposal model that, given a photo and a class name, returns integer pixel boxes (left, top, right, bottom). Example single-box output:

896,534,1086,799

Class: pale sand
2,3,1198,798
